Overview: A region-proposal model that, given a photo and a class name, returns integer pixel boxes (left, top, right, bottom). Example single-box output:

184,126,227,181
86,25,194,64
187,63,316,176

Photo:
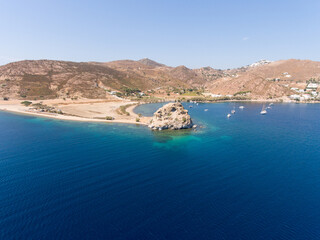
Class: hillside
205,59,320,98
0,58,319,100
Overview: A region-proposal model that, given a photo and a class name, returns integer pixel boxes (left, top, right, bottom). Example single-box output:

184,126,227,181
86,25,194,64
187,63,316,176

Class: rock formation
148,102,193,130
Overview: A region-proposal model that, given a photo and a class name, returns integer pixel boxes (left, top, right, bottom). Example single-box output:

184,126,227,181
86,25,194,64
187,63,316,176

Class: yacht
227,114,231,118
231,110,236,114
239,106,244,109
260,105,267,115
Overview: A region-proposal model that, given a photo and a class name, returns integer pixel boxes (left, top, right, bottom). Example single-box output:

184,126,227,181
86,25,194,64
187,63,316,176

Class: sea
1,102,320,239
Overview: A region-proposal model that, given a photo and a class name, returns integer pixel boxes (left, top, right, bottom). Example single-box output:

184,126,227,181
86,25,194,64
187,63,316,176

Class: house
306,83,318,90
211,94,222,98
302,94,312,100
290,94,300,100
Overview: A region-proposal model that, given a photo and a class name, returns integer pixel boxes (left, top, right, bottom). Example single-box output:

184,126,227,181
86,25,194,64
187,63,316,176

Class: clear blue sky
0,0,319,69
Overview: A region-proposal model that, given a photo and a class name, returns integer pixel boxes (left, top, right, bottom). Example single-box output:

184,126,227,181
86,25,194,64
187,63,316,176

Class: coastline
0,99,150,126
1,99,319,126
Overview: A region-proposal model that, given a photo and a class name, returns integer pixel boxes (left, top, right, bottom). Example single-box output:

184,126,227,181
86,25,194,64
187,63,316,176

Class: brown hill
1,58,319,100
138,58,166,68
206,59,320,98
0,59,189,99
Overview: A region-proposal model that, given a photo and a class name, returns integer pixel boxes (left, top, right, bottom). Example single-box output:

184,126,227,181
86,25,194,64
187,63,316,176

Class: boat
189,105,193,108
204,109,208,112
231,110,236,114
269,103,273,106
239,106,244,109
260,105,267,115
227,114,231,118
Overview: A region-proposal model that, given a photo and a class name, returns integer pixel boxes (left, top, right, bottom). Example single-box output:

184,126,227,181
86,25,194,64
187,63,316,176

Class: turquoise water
1,103,320,239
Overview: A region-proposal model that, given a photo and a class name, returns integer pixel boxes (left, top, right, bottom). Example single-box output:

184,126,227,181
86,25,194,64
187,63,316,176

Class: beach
0,99,151,125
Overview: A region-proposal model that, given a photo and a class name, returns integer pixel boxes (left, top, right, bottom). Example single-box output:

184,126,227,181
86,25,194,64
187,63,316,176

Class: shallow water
1,103,320,239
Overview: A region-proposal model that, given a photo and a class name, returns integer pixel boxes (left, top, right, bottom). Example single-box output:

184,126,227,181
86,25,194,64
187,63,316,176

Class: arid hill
0,58,319,100
205,59,320,98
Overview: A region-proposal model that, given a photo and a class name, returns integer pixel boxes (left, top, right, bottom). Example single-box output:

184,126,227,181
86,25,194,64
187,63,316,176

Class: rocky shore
148,102,193,130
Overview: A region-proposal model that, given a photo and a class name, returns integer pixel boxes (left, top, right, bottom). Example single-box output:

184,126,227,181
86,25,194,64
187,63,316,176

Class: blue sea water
1,103,320,239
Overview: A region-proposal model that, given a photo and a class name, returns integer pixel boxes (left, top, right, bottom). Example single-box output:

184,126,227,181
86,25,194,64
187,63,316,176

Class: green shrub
106,116,114,120
136,118,140,122
21,101,32,106
117,104,133,116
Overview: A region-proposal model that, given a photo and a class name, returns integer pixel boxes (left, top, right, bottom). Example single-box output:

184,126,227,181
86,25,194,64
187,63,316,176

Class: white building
211,94,222,98
302,94,312,100
306,83,318,90
290,94,300,100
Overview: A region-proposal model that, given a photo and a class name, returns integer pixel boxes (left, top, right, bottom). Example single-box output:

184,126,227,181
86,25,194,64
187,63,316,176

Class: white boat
227,114,231,118
269,103,273,106
260,105,267,115
239,106,244,109
204,109,208,111
260,110,267,115
231,110,236,114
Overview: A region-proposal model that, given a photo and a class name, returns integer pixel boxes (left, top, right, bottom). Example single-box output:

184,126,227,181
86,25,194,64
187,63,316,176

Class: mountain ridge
0,58,319,100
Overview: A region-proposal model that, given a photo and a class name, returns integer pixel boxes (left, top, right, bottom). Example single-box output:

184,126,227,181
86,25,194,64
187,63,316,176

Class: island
148,102,193,130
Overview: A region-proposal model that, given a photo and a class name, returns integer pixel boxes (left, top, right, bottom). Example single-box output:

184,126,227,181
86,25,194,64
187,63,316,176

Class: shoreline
0,108,148,125
0,99,150,126
1,99,319,126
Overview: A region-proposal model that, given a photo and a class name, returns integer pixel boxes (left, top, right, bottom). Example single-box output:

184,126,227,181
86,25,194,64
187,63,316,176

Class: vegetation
307,78,320,84
31,103,63,114
115,92,123,98
130,96,164,103
180,88,204,96
21,101,32,106
187,95,251,103
234,91,251,96
117,104,134,116
122,87,141,96
136,118,140,122
105,116,114,120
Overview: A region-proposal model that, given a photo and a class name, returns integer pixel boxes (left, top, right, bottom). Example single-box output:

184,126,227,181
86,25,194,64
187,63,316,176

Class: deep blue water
1,103,320,239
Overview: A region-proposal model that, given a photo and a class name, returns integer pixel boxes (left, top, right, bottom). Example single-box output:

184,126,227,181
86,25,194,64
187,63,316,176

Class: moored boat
260,105,267,115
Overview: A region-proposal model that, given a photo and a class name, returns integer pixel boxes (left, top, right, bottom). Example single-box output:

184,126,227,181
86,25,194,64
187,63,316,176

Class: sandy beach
0,99,151,126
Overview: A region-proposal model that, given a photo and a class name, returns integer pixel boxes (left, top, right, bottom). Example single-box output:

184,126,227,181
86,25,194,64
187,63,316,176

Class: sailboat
231,103,236,114
260,105,267,115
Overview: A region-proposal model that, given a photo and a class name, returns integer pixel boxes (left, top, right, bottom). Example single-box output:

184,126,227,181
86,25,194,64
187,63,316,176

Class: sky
0,0,319,69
